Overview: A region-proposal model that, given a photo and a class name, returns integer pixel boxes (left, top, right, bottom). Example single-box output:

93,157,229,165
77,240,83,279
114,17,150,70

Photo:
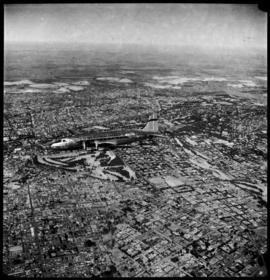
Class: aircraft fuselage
50,129,160,150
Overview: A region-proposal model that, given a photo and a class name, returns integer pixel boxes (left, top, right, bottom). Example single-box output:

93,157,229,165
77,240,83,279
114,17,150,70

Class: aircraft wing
148,133,167,138
155,134,167,138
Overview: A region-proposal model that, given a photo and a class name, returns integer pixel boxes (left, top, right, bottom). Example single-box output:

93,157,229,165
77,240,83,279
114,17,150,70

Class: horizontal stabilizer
142,113,159,132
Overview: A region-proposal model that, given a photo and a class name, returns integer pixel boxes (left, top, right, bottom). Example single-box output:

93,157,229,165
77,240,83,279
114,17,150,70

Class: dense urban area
3,73,267,277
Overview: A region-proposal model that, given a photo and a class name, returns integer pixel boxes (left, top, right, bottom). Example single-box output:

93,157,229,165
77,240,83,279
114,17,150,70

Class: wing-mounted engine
94,139,118,149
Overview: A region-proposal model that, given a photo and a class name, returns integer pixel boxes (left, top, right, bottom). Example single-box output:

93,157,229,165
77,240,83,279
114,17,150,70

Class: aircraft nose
51,143,57,149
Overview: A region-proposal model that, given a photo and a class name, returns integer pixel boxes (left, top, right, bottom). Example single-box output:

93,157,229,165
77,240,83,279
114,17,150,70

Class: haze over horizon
4,4,267,52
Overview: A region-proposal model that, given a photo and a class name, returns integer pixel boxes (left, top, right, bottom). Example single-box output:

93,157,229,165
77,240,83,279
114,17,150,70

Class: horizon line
4,41,267,50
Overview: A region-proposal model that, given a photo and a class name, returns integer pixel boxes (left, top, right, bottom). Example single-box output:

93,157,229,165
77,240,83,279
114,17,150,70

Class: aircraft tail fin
142,113,159,132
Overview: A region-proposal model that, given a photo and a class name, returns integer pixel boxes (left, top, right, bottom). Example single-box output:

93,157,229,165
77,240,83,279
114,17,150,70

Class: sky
4,4,267,50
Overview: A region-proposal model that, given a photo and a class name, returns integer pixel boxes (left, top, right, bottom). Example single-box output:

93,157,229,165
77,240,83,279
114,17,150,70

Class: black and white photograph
3,3,267,277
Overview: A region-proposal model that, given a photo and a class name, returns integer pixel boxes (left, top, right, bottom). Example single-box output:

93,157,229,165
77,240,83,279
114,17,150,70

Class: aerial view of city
3,3,267,277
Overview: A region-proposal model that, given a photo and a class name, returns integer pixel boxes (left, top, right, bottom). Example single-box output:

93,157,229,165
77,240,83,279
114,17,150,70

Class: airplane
50,113,164,150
